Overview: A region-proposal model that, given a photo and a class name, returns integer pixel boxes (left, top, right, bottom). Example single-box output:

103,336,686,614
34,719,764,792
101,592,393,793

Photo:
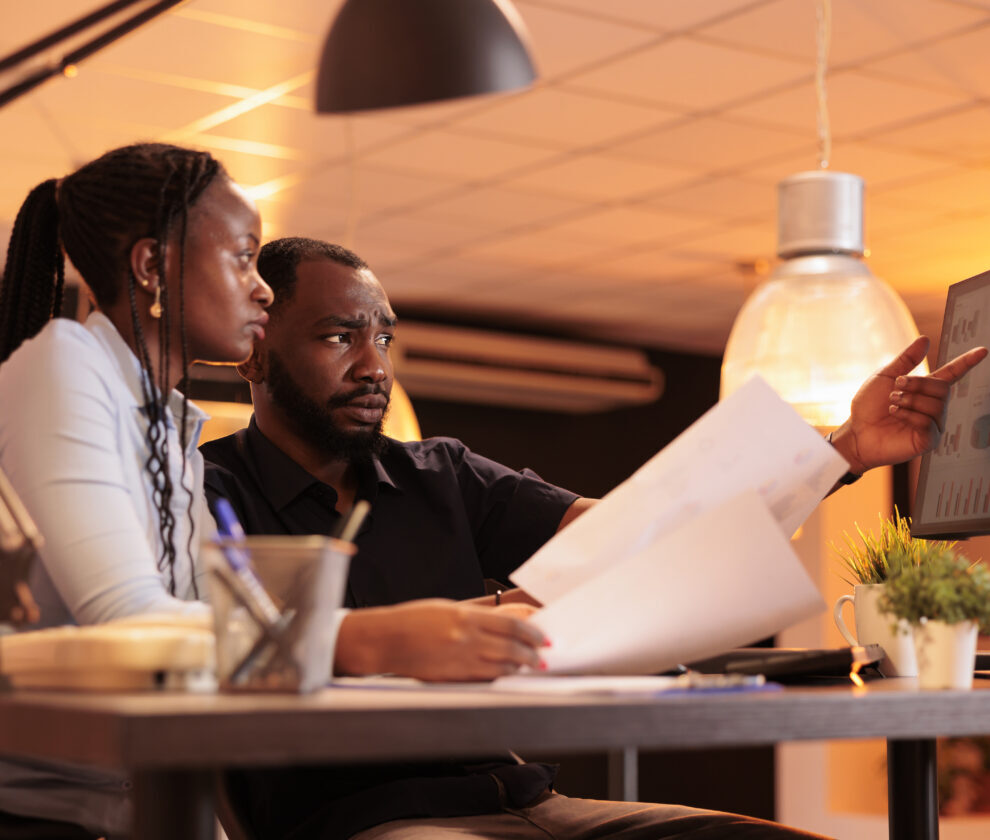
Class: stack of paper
511,376,847,675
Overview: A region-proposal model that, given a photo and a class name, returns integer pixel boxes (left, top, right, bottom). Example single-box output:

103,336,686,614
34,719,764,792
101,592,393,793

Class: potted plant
831,509,954,677
880,547,990,690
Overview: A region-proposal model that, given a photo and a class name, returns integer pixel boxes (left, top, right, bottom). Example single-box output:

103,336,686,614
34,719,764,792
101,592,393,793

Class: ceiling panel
512,1,660,79
749,140,949,187
359,131,559,181
636,175,779,220
568,37,809,112
453,87,678,149
505,153,699,202
864,21,990,97
725,70,970,138
539,206,716,249
414,185,585,229
867,104,990,163
700,0,986,65
527,0,770,31
93,15,318,91
607,115,810,171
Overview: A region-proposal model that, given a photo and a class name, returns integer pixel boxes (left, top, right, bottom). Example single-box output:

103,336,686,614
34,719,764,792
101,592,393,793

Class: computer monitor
913,268,990,538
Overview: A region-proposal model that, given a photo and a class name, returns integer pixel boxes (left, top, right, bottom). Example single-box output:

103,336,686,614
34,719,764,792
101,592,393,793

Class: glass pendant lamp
721,172,923,428
720,1,924,429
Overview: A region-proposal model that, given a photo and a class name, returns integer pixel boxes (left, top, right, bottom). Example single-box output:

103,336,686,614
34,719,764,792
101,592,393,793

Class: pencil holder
203,535,353,693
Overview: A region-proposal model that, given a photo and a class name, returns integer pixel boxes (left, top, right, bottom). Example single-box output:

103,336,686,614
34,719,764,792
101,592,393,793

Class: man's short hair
257,237,368,313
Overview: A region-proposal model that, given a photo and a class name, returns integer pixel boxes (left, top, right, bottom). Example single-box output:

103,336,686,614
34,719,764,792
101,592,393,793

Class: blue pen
213,497,282,627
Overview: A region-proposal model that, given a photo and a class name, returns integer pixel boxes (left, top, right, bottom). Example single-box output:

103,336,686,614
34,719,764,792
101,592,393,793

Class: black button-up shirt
200,418,576,839
202,418,577,607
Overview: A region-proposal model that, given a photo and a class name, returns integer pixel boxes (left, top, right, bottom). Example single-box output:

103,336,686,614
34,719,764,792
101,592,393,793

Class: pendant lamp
720,171,923,428
719,0,923,429
316,0,537,114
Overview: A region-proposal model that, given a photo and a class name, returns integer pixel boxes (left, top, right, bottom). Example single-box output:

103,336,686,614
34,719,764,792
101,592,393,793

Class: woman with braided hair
0,142,272,837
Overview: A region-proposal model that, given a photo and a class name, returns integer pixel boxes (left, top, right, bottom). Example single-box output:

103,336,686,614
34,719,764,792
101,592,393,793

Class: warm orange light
62,64,79,78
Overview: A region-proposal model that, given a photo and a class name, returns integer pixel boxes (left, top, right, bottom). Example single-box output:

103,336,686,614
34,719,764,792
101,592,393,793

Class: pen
212,497,282,627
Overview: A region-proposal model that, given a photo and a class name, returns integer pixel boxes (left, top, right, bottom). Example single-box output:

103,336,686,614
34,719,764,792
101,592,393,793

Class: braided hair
0,143,226,596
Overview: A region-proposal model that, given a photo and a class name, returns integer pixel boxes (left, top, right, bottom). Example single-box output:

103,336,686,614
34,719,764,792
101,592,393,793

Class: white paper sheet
511,375,847,605
531,490,826,675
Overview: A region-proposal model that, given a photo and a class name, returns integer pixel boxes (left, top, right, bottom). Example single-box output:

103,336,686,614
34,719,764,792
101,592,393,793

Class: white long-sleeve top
0,311,211,626
0,311,212,833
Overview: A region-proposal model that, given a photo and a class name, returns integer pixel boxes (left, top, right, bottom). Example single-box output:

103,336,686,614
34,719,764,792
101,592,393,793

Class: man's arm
829,336,988,479
334,599,547,681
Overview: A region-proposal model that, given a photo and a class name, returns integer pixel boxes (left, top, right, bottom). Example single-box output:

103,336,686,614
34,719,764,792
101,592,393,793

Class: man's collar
244,417,400,511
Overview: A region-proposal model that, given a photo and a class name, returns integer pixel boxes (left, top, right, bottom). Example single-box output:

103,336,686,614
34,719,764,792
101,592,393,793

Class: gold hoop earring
149,286,162,320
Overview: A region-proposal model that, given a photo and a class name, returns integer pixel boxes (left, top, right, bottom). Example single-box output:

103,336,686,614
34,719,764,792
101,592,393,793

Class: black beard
265,350,389,462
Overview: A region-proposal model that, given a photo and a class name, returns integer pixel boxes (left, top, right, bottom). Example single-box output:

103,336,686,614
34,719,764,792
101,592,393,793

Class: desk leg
132,769,214,840
607,748,639,801
887,738,938,840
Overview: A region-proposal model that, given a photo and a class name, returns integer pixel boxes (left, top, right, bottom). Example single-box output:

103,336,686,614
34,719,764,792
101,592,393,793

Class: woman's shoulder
0,317,111,390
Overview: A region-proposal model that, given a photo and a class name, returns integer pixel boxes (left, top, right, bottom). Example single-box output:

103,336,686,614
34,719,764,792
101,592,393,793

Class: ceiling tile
267,164,458,222
699,0,986,65
666,220,778,262
867,103,990,163
505,152,698,202
725,70,969,138
183,0,339,32
456,227,622,269
748,140,948,187
870,167,990,216
13,67,236,130
540,206,715,248
569,36,808,112
453,87,678,149
197,106,413,161
636,175,778,220
574,248,732,283
358,131,558,181
357,215,492,250
513,1,661,79
414,185,585,230
607,115,809,171
93,15,318,90
527,0,767,31
864,20,990,98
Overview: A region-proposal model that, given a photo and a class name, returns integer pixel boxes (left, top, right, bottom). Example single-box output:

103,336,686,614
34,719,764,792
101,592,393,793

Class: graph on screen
914,269,990,537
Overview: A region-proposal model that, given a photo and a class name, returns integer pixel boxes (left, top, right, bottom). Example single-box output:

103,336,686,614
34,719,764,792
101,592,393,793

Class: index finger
932,346,989,383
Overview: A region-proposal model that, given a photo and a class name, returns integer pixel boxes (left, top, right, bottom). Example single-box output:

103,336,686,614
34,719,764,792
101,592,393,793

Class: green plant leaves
830,507,956,586
880,549,990,632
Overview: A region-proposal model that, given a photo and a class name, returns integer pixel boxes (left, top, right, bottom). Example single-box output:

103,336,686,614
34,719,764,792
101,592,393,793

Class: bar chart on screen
915,269,990,536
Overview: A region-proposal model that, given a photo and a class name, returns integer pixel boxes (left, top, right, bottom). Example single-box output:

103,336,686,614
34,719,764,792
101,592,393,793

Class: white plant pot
834,583,917,677
911,619,978,690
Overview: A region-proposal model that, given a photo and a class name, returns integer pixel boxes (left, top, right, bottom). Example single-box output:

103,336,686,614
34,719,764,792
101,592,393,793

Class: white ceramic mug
833,583,917,677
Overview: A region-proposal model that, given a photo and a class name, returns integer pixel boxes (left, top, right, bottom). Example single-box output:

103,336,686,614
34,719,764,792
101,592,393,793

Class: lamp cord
815,0,832,170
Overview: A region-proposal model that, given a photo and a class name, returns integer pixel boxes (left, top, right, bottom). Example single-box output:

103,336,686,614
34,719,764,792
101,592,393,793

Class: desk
0,678,986,840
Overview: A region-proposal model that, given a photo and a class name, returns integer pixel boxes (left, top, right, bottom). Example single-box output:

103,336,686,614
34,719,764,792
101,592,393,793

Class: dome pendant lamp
316,0,538,114
719,0,923,429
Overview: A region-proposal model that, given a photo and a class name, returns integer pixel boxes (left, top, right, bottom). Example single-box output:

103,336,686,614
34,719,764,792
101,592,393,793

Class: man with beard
200,236,981,840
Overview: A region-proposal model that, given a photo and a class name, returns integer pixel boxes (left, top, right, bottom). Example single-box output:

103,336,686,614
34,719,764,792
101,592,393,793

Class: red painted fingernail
542,638,553,648
539,660,548,671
